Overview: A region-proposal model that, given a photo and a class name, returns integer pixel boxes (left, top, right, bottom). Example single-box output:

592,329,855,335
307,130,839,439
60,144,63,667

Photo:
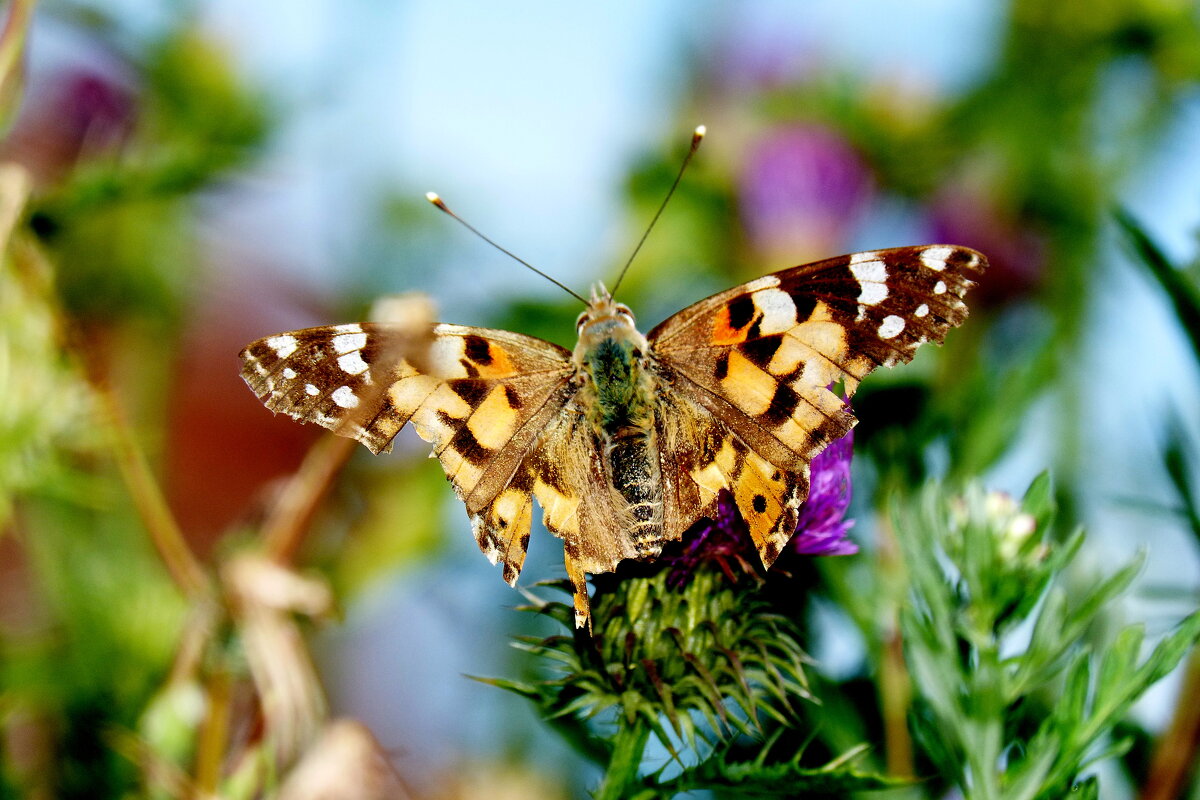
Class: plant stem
260,432,357,565
1139,645,1200,800
194,667,232,798
877,515,916,778
96,380,210,599
593,717,650,800
880,626,914,778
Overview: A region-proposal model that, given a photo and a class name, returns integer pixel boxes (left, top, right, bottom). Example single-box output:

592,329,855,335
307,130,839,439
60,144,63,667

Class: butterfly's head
574,282,646,354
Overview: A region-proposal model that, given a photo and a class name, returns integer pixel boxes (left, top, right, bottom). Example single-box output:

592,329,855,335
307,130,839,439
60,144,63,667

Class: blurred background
2,0,1200,797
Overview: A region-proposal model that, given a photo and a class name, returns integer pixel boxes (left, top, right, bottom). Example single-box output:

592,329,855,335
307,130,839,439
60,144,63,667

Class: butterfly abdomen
605,426,663,554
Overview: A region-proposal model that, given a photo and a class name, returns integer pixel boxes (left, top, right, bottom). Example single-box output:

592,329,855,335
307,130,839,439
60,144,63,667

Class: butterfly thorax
572,286,655,431
572,285,663,552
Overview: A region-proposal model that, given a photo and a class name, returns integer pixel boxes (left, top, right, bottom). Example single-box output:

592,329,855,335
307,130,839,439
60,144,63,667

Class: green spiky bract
479,560,897,798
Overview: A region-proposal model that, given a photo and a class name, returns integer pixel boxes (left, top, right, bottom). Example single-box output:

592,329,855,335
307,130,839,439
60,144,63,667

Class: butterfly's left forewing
241,323,579,586
650,245,986,565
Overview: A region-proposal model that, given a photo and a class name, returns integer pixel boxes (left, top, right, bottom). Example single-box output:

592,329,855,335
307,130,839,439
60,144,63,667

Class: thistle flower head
495,430,858,762
665,429,857,587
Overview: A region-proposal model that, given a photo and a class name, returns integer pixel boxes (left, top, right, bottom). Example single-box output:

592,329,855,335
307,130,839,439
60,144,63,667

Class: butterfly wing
240,322,578,585
649,245,986,563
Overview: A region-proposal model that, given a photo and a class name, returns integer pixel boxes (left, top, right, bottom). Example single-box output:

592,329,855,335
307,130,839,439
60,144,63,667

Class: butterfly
240,244,986,630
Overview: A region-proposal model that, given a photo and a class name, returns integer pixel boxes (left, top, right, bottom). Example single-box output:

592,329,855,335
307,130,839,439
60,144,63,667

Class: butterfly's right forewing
650,245,986,566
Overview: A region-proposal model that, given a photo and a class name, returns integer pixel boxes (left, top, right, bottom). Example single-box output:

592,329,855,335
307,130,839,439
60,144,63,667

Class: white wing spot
850,258,887,283
332,385,359,408
332,332,368,354
858,281,888,305
338,351,369,375
920,246,954,270
934,281,947,295
915,304,929,318
305,383,319,396
281,367,296,379
333,323,363,334
742,274,782,292
753,288,797,333
879,315,905,339
850,259,888,305
267,335,298,358
850,251,880,265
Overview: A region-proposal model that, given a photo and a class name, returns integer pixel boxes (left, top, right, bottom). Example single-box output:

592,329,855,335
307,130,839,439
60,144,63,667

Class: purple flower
665,429,856,587
791,429,857,556
739,124,874,264
927,178,1045,308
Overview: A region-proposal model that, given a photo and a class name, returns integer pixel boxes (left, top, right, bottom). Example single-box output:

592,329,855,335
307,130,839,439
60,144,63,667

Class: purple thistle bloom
665,429,856,587
791,429,857,555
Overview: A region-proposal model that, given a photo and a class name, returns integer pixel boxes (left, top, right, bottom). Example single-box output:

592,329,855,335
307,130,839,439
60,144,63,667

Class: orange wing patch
710,281,802,345
711,300,754,345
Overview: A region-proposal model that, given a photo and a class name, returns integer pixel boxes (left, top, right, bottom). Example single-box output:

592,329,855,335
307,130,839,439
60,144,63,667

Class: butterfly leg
563,547,593,634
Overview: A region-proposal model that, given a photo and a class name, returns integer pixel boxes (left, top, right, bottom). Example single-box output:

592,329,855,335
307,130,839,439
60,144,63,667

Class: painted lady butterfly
241,243,984,630
240,132,986,629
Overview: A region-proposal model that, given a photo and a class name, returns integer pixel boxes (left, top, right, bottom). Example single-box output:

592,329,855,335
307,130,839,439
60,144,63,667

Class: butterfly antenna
426,192,588,305
610,125,706,299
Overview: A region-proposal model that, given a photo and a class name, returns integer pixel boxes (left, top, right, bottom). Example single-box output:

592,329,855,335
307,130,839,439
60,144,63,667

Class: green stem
963,628,1005,800
594,717,651,800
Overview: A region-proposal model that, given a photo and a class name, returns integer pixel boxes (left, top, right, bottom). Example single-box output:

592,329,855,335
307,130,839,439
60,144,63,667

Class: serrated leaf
1062,552,1143,637
1096,624,1144,704
660,746,904,796
1056,650,1092,727
1134,610,1200,688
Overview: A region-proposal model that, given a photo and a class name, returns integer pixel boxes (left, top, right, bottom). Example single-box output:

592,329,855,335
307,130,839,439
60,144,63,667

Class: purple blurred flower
665,429,856,588
739,124,874,264
1,63,136,186
928,178,1045,308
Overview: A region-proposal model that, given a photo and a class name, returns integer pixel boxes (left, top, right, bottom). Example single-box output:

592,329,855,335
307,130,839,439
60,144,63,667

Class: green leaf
1056,650,1092,727
1162,413,1200,550
1010,587,1069,697
1115,208,1200,367
1132,610,1200,689
1005,742,1060,800
1021,470,1057,531
1095,625,1144,704
1066,775,1100,800
1061,552,1144,638
466,675,541,702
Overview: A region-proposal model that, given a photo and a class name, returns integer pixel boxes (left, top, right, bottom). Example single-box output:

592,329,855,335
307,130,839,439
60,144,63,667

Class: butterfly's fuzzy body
573,288,664,557
240,245,987,629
